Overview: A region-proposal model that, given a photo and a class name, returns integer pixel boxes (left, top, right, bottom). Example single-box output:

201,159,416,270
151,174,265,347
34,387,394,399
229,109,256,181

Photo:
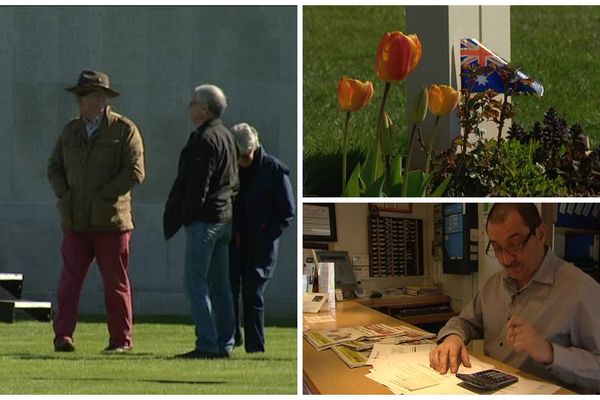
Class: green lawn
304,5,600,196
0,317,296,394
303,6,408,196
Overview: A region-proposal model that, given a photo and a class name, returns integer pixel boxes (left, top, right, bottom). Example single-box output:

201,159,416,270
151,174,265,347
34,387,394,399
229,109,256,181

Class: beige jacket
48,106,145,231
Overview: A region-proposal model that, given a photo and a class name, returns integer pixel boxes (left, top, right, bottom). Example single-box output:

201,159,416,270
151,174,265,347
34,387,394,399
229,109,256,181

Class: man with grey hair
229,122,295,353
164,84,239,359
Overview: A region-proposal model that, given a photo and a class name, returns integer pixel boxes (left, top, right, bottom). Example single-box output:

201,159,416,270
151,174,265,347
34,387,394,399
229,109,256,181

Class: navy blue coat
231,146,295,274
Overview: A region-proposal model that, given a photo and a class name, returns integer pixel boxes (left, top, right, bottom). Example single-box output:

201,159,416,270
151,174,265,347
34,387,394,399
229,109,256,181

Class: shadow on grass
2,353,295,362
28,376,227,385
241,356,296,362
76,315,296,328
2,353,175,361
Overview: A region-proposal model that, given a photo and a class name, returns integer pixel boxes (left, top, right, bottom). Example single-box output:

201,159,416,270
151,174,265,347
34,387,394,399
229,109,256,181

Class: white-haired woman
229,123,295,353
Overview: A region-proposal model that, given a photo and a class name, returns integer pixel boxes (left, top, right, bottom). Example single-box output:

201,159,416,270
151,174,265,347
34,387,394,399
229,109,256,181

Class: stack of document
304,323,435,351
364,346,560,394
333,339,435,369
404,285,443,296
304,323,436,368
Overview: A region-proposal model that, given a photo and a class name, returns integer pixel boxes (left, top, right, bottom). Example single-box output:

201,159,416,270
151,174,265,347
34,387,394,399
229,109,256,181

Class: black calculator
456,369,518,391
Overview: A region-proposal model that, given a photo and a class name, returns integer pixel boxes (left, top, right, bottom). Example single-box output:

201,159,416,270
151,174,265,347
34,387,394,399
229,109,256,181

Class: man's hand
429,334,471,374
506,315,553,364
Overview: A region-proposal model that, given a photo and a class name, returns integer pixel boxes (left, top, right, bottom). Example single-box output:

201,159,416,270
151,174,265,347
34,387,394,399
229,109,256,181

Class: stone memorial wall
0,6,298,318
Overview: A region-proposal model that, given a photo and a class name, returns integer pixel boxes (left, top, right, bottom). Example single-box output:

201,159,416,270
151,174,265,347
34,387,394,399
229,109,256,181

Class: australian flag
460,38,544,96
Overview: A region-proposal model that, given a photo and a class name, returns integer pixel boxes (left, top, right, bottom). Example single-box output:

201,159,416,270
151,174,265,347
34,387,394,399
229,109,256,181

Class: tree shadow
27,376,227,385
1,353,174,361
303,149,364,197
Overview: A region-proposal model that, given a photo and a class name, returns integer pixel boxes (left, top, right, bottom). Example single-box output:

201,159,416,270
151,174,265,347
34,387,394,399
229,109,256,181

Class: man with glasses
163,84,239,359
48,70,145,353
429,203,600,393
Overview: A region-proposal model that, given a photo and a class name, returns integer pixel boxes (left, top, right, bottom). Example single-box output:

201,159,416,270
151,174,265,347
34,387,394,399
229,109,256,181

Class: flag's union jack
460,38,544,96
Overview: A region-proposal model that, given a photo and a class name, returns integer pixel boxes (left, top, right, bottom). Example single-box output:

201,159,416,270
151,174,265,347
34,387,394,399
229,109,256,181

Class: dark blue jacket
232,146,295,269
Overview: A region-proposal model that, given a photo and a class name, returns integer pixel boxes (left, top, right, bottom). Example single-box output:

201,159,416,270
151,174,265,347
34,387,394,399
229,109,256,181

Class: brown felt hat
65,70,119,97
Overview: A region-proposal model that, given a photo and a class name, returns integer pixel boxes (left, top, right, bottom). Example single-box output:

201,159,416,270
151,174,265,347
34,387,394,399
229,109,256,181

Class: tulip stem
425,116,441,175
416,126,427,153
375,83,392,146
402,123,418,197
342,111,351,195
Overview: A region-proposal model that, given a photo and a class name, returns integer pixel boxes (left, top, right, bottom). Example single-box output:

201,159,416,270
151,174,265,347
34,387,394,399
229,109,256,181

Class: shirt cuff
545,343,571,375
436,329,466,345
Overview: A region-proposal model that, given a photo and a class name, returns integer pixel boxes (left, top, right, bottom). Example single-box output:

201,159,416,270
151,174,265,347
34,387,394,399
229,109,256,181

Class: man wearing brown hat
48,70,145,353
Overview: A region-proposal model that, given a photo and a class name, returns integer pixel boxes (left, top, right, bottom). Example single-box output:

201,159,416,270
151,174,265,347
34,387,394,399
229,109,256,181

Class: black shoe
234,332,244,348
54,338,75,352
102,345,132,354
174,350,230,359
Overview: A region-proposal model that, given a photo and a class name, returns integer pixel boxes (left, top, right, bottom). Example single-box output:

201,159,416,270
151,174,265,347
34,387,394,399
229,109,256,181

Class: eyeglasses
485,229,535,258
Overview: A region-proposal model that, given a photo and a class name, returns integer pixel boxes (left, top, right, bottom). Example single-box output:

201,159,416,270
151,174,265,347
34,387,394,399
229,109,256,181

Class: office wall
332,203,483,311
0,6,297,319
332,203,432,292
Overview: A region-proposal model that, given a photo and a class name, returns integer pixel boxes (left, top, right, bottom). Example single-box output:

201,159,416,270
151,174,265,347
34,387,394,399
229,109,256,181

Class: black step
0,273,23,299
0,300,52,323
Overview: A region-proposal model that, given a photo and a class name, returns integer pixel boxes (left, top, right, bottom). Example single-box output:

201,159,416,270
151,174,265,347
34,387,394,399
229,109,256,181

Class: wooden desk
303,301,572,394
357,294,456,325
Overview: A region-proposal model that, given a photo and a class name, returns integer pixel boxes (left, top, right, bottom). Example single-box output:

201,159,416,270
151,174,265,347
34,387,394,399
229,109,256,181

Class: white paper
387,362,446,390
366,350,499,394
493,376,560,395
367,343,436,366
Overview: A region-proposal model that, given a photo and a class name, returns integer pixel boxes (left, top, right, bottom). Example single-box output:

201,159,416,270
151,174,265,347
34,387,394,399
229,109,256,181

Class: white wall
332,203,435,294
330,203,486,312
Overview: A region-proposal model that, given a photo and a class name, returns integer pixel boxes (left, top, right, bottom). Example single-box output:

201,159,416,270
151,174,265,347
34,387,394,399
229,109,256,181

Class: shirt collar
83,108,105,137
502,247,558,291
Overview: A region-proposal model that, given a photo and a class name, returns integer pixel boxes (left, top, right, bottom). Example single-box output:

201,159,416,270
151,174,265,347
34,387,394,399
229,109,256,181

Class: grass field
304,6,600,196
0,316,296,394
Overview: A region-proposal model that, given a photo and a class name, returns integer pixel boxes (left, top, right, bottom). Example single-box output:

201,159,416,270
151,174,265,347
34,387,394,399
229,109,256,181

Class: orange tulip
337,76,374,112
375,32,422,82
428,84,460,116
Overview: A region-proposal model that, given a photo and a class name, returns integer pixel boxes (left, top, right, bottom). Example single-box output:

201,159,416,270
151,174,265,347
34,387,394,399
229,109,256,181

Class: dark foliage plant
432,107,600,197
430,63,600,196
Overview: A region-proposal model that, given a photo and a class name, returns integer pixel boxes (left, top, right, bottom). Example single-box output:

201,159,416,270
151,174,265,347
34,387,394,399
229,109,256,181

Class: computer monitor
315,250,357,299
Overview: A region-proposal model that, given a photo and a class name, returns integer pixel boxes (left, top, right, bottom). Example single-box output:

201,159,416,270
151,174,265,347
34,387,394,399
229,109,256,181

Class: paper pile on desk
332,340,437,369
303,323,436,351
365,348,560,394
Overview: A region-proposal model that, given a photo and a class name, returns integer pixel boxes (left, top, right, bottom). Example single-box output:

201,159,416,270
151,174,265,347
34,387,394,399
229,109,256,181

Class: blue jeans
184,222,234,355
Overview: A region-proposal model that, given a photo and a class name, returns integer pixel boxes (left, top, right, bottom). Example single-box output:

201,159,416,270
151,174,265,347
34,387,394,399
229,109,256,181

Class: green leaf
361,143,383,186
390,153,403,187
404,170,430,197
388,154,405,196
343,162,362,197
430,175,452,197
363,175,386,197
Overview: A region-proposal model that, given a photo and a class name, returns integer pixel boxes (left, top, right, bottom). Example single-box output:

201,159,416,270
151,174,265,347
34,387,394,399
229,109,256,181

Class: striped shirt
438,249,600,393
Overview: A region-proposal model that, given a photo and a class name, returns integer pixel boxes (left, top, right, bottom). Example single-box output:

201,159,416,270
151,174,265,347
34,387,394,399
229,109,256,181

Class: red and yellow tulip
428,84,460,116
337,76,374,112
375,32,422,83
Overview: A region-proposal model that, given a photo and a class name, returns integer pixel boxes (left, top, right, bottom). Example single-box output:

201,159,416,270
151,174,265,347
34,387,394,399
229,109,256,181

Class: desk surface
303,300,572,395
356,294,451,309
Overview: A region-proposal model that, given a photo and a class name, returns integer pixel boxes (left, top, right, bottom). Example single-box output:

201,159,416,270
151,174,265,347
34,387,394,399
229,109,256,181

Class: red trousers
53,229,133,347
